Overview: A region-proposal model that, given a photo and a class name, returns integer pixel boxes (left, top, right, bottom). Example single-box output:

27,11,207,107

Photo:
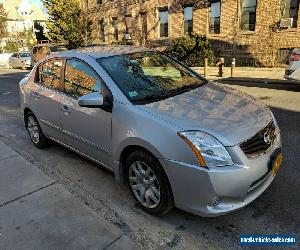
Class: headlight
177,131,233,168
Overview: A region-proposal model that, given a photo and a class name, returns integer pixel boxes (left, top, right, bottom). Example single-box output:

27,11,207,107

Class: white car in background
284,49,300,82
9,52,32,70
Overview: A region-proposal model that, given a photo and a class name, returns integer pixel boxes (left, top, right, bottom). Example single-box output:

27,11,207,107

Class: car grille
240,120,277,157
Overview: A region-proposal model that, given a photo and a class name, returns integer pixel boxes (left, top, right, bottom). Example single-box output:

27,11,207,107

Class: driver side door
60,58,113,168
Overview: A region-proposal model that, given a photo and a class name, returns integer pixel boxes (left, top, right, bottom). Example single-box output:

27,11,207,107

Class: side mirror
78,92,104,108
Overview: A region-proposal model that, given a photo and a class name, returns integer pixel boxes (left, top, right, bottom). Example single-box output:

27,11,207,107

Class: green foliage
0,4,7,38
18,29,34,45
165,34,216,67
42,0,92,49
4,41,19,53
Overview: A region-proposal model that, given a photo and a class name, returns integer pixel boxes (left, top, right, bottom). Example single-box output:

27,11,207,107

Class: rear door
60,58,113,167
29,58,65,140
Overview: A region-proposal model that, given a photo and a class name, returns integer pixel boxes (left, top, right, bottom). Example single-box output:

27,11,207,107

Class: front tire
25,111,49,148
126,150,174,216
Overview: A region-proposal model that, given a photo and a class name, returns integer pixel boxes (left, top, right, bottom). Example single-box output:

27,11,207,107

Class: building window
159,8,168,38
240,0,257,31
184,6,193,35
99,19,105,42
112,17,118,41
97,0,102,4
209,0,221,34
281,0,300,27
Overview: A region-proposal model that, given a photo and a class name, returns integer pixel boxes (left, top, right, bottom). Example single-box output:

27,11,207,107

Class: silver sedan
19,46,282,217
9,52,32,69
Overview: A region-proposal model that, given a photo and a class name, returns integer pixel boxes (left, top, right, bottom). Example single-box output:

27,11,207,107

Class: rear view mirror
78,92,104,108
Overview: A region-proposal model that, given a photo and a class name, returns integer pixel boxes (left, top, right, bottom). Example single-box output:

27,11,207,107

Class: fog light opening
210,197,222,207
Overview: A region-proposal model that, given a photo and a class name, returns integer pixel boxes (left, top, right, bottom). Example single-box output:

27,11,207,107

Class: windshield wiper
164,83,200,97
132,83,201,104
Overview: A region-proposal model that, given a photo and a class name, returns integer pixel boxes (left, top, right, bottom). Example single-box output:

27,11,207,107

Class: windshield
97,51,206,104
20,53,30,57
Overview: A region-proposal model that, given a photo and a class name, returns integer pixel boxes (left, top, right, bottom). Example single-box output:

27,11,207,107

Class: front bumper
160,136,282,217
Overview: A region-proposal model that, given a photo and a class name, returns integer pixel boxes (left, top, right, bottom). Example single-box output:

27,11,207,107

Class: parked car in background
19,46,282,217
286,67,300,82
9,52,32,69
284,48,300,81
31,44,68,66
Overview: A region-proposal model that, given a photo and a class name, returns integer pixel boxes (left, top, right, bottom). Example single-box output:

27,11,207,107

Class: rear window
36,59,63,90
20,53,30,57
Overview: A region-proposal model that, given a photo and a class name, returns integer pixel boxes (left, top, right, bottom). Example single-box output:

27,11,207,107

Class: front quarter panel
112,102,200,182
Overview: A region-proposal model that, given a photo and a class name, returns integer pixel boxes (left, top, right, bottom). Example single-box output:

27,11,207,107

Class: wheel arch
115,138,170,184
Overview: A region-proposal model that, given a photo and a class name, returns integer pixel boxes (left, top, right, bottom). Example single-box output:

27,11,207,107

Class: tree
164,34,216,67
42,0,92,49
0,4,7,39
34,21,48,42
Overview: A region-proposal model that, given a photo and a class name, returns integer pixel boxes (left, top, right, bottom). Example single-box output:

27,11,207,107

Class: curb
215,77,299,85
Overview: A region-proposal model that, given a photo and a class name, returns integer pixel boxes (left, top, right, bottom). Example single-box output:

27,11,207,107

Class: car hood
137,82,272,146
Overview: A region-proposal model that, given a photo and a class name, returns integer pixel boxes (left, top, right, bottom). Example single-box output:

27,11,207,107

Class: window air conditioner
280,18,294,28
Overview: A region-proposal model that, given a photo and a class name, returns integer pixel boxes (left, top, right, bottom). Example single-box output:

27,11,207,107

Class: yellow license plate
272,153,283,176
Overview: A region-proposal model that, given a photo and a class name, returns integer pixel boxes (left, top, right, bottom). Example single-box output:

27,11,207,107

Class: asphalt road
0,69,299,249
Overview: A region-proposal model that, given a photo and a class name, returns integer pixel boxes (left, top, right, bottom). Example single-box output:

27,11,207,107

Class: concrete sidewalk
192,66,288,83
0,141,138,250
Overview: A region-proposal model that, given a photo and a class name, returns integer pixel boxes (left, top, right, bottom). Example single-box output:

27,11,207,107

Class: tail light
291,52,300,61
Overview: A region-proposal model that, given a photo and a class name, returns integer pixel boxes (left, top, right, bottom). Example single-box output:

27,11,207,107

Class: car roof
69,45,153,59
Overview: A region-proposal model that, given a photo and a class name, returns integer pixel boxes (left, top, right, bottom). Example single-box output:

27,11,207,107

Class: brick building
81,0,300,66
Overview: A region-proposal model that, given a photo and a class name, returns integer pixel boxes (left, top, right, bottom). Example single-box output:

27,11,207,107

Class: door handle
31,92,39,99
60,105,71,115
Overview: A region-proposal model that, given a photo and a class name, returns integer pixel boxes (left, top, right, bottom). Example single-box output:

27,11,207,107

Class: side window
64,59,103,98
39,59,63,90
12,53,17,57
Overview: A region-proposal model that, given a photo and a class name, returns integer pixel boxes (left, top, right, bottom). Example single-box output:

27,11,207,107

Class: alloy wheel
129,161,161,209
27,116,40,144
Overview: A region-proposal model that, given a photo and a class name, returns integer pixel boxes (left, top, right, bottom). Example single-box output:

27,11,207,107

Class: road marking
1,92,11,96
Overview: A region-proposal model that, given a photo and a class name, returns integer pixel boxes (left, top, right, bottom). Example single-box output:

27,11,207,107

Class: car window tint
40,59,63,90
64,59,103,98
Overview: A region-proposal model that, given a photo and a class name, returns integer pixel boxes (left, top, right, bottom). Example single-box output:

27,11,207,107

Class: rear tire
126,150,174,216
25,111,49,149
